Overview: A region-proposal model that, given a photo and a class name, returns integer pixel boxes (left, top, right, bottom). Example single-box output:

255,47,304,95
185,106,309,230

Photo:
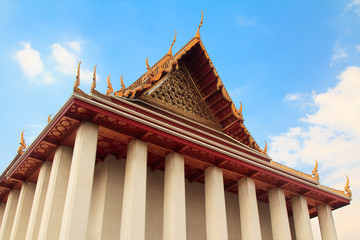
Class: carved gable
140,63,220,129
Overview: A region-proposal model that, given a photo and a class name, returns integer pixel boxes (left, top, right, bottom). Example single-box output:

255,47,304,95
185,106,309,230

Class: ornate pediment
140,63,220,129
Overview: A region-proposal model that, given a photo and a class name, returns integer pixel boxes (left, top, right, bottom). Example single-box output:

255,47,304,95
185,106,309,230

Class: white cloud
236,15,260,27
13,42,54,84
356,44,360,51
67,41,81,54
330,41,349,66
80,67,96,84
269,66,360,239
14,40,96,85
51,41,96,84
52,43,78,75
284,93,302,101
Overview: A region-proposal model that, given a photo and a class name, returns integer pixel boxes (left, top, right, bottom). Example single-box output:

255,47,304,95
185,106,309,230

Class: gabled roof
1,16,351,213
113,33,265,154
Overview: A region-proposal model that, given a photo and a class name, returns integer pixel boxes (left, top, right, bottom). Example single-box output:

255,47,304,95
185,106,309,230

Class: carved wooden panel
142,64,218,128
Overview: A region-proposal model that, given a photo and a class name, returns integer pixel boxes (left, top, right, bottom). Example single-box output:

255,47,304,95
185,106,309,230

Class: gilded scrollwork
345,175,352,197
114,75,126,97
262,141,267,155
167,30,177,56
17,130,26,155
312,160,320,181
195,10,203,39
106,75,113,96
91,65,97,94
148,64,215,121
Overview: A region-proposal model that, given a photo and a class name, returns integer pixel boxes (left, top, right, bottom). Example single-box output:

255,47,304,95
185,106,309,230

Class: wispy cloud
236,15,261,28
269,66,360,239
344,0,360,17
330,41,348,66
228,85,249,99
284,93,302,101
14,40,95,85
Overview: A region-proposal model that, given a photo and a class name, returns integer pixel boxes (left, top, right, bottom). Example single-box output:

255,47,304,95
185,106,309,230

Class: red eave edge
1,93,351,206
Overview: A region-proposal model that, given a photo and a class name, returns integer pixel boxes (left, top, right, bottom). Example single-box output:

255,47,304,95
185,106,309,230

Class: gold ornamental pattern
146,64,217,125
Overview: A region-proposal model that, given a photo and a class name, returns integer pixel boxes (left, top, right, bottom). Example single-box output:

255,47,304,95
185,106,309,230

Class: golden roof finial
120,75,126,90
106,75,113,96
146,58,151,71
114,75,126,97
345,175,352,197
195,10,204,39
91,65,97,93
167,30,177,56
73,61,81,92
48,114,52,123
239,101,243,114
17,130,26,155
262,141,267,155
312,159,320,181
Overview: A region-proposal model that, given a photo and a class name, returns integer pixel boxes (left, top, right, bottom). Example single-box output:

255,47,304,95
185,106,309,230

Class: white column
25,161,52,240
268,188,291,240
59,122,99,240
317,204,338,240
291,195,314,240
87,155,125,240
0,203,5,226
204,166,228,240
38,146,73,240
0,190,20,240
9,182,36,240
163,152,187,240
238,177,262,240
120,139,147,240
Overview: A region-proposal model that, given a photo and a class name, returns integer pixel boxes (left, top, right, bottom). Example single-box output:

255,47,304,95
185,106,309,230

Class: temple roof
1,14,351,216
113,35,265,154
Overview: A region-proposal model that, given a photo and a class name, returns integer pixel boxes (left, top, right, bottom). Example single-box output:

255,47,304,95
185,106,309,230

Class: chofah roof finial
195,10,204,39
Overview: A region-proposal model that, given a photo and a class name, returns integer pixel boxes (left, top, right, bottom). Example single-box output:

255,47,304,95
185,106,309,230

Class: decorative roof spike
195,10,204,39
312,159,320,181
262,141,267,155
146,58,151,71
120,75,126,90
48,114,52,123
106,75,113,96
73,61,81,92
345,175,352,197
17,130,26,155
238,101,243,114
91,65,97,93
167,30,177,56
114,75,126,97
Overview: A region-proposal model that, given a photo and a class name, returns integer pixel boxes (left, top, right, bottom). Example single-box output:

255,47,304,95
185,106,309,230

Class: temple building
0,13,352,240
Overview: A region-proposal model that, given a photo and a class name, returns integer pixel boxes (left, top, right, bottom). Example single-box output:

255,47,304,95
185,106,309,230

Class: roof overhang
0,93,351,217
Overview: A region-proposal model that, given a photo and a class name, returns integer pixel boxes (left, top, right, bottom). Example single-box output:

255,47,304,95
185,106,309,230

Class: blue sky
1,1,360,238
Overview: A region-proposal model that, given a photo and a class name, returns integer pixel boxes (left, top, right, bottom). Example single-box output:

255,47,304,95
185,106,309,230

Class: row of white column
0,122,338,240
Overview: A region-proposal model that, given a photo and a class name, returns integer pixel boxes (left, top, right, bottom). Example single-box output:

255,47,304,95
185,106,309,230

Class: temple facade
0,14,351,240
